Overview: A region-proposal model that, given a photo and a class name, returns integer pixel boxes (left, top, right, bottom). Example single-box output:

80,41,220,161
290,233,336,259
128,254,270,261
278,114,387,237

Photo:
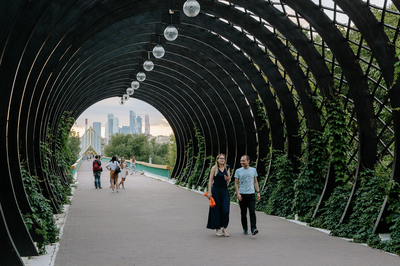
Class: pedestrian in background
130,156,136,175
118,157,128,189
106,155,120,193
92,155,102,189
206,153,231,237
234,155,260,236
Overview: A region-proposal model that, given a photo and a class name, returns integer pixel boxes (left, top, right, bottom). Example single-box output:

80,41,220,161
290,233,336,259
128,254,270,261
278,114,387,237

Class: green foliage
264,151,295,217
325,95,350,181
255,98,269,130
310,182,351,230
41,140,71,210
55,113,77,169
67,129,81,160
187,125,206,189
165,134,177,174
21,163,59,254
294,130,328,220
104,133,170,165
383,179,400,255
331,168,389,242
200,156,215,190
177,139,193,184
255,155,273,212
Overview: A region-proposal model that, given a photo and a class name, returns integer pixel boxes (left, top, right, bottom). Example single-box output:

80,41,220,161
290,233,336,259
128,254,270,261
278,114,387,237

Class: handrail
101,157,170,178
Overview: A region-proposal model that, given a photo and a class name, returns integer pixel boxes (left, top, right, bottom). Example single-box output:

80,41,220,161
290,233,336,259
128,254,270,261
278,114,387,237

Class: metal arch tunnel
1,0,400,264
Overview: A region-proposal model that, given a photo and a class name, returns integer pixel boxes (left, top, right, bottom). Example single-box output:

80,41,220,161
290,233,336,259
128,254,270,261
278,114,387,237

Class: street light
131,80,140,89
152,44,165,58
164,10,178,41
126,87,134,95
183,0,200,17
137,71,146,82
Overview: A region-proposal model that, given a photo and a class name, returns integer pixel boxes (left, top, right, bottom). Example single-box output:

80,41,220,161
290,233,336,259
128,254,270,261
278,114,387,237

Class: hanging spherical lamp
119,97,125,105
123,94,129,101
183,0,200,17
136,71,146,82
152,44,165,58
126,87,134,95
131,80,140,89
143,60,154,71
164,25,178,41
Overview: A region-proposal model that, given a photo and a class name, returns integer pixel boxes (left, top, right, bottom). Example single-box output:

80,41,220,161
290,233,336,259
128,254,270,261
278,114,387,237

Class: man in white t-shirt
234,155,260,235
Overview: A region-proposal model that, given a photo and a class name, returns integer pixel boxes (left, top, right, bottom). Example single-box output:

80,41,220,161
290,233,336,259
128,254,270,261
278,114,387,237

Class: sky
72,97,173,138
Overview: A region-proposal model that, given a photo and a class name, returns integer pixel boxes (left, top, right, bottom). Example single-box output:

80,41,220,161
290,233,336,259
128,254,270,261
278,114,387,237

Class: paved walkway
54,160,400,266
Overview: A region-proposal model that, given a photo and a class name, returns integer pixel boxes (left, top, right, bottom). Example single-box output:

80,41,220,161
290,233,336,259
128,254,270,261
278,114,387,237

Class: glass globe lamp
118,97,125,105
183,0,200,17
164,25,178,41
143,60,154,71
126,87,134,95
136,71,146,82
152,44,165,58
131,80,140,89
123,94,129,101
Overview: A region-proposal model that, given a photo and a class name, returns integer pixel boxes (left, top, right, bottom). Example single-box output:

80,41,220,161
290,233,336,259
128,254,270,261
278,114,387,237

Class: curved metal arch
180,13,302,167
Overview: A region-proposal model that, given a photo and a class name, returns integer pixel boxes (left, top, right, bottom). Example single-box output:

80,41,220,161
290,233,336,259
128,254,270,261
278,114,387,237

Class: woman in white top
106,155,120,193
118,157,128,189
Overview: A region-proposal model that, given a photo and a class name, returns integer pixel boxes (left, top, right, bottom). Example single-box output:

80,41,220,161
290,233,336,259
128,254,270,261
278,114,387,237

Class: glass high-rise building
113,117,119,135
93,122,101,137
136,116,142,134
107,114,114,140
121,126,130,134
130,110,136,134
145,115,150,135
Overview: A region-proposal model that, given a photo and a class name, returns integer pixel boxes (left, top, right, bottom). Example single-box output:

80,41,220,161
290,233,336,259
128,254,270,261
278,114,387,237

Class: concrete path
54,160,400,266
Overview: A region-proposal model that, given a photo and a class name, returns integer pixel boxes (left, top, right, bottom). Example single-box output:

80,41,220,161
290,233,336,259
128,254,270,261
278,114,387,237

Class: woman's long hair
214,153,226,176
111,155,118,162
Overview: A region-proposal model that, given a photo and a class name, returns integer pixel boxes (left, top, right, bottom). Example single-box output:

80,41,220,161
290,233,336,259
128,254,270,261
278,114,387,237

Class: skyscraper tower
136,116,142,134
145,115,150,135
107,114,114,140
93,122,101,137
85,118,88,132
113,117,119,135
130,110,136,134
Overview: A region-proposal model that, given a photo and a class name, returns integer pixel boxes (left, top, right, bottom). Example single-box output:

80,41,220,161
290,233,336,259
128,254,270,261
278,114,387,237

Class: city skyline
73,97,172,137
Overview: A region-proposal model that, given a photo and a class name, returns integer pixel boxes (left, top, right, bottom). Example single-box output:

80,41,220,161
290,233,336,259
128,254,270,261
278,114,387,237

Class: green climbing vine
200,156,215,191
310,93,351,229
264,151,295,217
176,139,193,186
255,98,269,130
55,112,76,172
293,130,328,221
331,167,389,242
21,163,59,254
187,125,206,189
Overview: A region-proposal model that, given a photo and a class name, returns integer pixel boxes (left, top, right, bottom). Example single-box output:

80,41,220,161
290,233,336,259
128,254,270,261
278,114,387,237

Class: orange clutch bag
204,192,216,208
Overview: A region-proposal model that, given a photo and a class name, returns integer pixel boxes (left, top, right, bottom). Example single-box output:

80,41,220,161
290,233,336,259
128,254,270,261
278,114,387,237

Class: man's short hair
95,155,98,159
242,155,250,161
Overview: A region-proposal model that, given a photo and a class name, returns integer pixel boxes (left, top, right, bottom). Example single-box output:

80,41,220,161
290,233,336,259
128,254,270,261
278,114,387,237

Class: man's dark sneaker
243,230,248,235
252,228,259,235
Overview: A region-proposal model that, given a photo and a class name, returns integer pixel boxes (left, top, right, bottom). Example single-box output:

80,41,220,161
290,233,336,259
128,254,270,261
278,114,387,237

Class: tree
104,133,172,165
67,129,81,160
